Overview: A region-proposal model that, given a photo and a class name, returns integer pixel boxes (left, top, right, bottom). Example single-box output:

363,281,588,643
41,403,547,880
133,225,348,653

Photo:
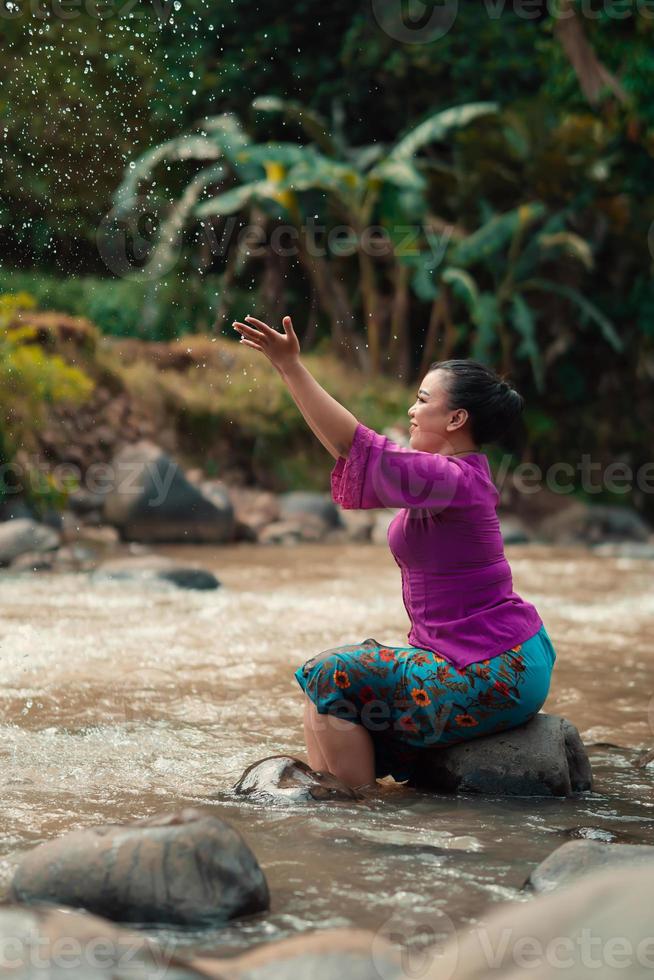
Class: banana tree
406,201,622,390
195,98,499,378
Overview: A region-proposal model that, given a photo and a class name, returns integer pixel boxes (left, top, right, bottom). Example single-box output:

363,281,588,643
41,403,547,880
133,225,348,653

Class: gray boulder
411,713,593,797
0,518,60,566
539,502,651,545
92,554,220,590
524,839,654,893
234,756,362,803
103,442,235,543
278,491,343,529
10,807,269,926
0,904,204,979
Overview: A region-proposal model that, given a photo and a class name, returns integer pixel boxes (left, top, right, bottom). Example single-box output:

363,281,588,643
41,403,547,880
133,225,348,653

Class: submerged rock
92,554,220,590
0,904,203,978
103,441,235,544
10,807,269,926
411,713,593,797
191,926,404,980
524,839,654,893
234,756,362,803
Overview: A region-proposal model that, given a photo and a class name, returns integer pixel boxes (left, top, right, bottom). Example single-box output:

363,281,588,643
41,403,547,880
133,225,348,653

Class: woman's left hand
232,314,301,374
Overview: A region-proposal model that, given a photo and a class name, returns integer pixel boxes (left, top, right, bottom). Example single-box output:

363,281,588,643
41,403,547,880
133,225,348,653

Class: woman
232,313,557,792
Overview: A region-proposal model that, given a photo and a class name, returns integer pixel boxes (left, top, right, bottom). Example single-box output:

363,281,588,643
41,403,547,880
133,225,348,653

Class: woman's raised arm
232,313,359,459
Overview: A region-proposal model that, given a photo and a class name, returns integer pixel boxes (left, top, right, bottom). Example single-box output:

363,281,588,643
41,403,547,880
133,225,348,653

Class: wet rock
278,491,343,530
635,746,654,768
437,863,654,979
191,927,404,980
0,904,203,978
103,442,235,543
412,713,593,797
0,518,60,566
234,756,362,803
92,555,220,590
524,839,654,894
10,807,269,927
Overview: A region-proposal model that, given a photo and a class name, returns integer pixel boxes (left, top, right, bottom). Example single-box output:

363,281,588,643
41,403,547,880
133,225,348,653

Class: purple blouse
331,422,543,668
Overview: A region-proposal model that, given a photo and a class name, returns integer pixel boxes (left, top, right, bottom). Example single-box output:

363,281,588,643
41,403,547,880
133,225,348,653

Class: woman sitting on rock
232,313,557,791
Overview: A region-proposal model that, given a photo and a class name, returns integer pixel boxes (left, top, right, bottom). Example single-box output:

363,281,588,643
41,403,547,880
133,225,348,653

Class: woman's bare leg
303,697,376,788
303,696,329,771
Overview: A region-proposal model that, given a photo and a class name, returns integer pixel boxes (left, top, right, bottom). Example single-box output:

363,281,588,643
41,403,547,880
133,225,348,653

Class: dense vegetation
1,1,653,515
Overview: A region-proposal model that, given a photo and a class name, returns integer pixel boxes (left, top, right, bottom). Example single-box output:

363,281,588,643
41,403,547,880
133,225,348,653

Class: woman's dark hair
427,359,525,448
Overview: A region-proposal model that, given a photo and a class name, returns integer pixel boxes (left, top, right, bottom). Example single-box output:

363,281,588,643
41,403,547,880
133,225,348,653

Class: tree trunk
553,0,627,106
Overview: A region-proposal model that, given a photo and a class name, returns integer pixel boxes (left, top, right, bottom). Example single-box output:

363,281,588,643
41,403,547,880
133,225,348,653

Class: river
0,541,652,961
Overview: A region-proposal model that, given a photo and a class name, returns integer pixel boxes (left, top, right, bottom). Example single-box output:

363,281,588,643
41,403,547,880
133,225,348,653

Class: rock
438,863,654,979
102,442,235,543
234,756,362,803
93,555,220,590
231,487,280,539
10,807,269,927
67,488,109,516
0,904,204,979
524,839,654,894
278,491,343,530
591,541,654,559
539,502,651,545
9,551,55,572
257,517,326,544
54,543,98,570
498,513,532,544
191,927,404,980
0,518,60,566
338,510,375,543
411,713,593,797
371,509,401,545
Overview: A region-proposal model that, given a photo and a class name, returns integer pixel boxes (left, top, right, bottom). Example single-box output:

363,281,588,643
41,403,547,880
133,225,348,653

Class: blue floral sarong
295,624,557,782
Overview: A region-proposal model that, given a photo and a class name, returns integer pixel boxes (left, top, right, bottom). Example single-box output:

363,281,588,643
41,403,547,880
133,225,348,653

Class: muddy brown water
0,542,652,960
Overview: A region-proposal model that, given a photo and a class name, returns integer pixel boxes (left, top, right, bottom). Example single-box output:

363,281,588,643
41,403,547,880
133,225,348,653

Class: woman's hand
232,314,301,375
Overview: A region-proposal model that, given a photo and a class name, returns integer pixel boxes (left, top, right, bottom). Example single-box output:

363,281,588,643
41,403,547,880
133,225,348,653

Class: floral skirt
294,624,557,782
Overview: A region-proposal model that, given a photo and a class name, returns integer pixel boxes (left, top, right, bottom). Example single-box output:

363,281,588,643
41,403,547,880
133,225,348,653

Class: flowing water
0,541,653,961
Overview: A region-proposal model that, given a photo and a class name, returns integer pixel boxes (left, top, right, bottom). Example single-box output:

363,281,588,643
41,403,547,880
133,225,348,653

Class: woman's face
407,370,469,454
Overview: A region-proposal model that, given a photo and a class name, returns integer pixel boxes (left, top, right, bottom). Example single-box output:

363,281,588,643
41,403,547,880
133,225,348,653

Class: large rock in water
524,839,654,893
434,863,654,980
0,904,204,979
103,442,235,543
234,756,362,802
10,807,269,926
411,713,592,797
